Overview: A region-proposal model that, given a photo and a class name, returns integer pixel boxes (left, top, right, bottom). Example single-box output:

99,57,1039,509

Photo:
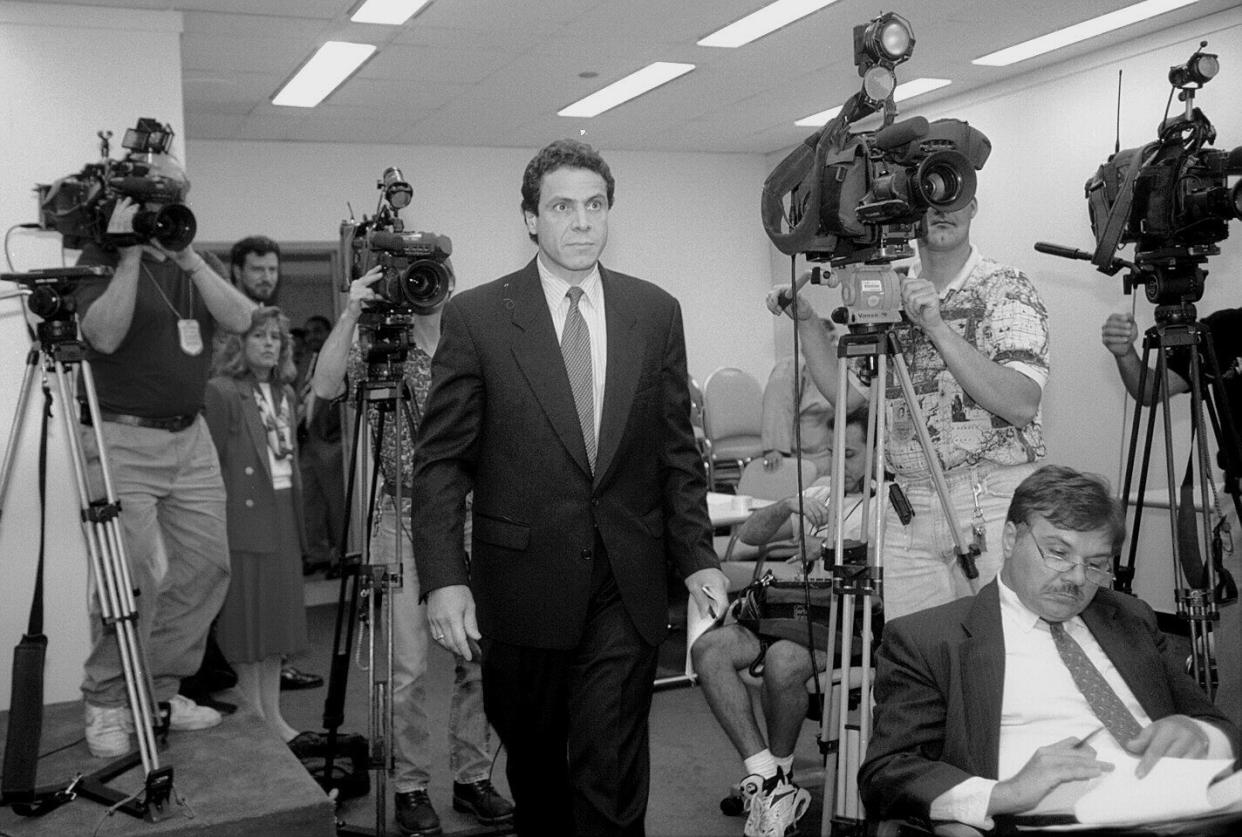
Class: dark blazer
859,579,1240,823
204,375,307,555
410,259,718,649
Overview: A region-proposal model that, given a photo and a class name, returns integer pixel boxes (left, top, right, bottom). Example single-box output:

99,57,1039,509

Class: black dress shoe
452,779,515,825
280,665,324,691
395,789,441,836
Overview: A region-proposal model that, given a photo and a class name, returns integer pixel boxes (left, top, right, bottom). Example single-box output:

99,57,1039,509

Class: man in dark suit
410,139,728,836
860,465,1239,833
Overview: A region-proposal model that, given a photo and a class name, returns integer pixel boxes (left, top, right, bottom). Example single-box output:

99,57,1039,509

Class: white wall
0,1,184,711
185,142,778,389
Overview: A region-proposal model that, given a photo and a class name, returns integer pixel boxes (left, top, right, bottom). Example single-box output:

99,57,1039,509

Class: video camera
761,12,990,324
35,118,196,251
339,166,454,316
1079,41,1241,306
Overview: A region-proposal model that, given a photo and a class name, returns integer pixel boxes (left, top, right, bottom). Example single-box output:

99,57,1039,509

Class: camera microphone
775,268,818,310
1033,241,1093,261
874,116,929,151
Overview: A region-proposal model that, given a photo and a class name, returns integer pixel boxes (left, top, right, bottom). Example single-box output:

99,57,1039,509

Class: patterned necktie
561,286,596,471
1047,620,1143,743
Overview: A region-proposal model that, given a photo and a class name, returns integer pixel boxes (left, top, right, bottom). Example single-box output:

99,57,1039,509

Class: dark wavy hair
212,306,297,385
520,139,615,242
1006,465,1126,552
230,235,281,272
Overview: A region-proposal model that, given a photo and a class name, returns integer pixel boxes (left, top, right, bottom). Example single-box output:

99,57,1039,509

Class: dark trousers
482,543,659,836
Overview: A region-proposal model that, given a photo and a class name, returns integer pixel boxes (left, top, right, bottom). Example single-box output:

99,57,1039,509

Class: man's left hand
900,275,943,331
1125,714,1211,778
686,567,729,620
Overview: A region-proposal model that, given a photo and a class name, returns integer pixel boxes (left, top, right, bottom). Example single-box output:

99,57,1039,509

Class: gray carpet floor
281,591,829,837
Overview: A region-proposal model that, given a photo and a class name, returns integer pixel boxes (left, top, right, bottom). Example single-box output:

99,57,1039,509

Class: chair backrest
702,367,762,441
688,377,705,430
735,456,818,501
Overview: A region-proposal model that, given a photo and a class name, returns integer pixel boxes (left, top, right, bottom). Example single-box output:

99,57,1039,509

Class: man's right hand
987,737,1114,815
346,266,385,317
427,584,482,662
765,286,816,321
1101,313,1139,358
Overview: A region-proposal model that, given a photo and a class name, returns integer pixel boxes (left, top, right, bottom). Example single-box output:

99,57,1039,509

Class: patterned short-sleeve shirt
858,253,1049,479
346,338,433,491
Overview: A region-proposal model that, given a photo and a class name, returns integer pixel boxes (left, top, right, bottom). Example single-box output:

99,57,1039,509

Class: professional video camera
761,12,990,324
339,166,454,316
35,118,196,251
1078,41,1241,305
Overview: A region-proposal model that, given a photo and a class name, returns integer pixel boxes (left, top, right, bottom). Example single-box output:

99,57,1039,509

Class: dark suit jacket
410,259,718,649
859,580,1240,823
204,375,307,555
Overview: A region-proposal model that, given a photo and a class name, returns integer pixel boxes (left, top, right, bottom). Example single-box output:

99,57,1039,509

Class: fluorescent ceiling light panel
559,62,695,118
972,0,1198,66
794,78,952,126
699,0,842,48
351,0,431,26
272,41,377,108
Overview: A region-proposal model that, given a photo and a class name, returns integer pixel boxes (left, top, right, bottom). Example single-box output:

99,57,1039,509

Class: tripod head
357,308,414,395
0,265,112,358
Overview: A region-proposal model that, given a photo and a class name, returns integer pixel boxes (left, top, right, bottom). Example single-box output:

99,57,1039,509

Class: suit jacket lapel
1081,598,1166,718
594,266,639,483
507,261,593,476
238,377,273,483
960,582,1006,778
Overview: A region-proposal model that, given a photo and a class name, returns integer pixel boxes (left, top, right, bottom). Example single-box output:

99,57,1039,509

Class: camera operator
309,268,513,835
692,409,869,837
770,197,1049,619
1100,308,1242,479
72,164,256,759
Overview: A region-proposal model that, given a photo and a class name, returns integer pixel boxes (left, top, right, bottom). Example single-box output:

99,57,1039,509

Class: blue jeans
79,417,230,706
881,462,1036,619
374,495,493,792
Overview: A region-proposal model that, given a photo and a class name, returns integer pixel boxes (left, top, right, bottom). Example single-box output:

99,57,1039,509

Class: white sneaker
747,769,811,837
84,703,134,759
167,694,222,731
738,773,766,837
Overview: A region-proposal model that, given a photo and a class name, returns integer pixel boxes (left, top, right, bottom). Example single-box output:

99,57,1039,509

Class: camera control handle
774,268,818,310
1033,241,1092,261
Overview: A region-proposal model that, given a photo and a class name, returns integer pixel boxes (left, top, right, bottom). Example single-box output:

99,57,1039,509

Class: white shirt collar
997,572,1084,635
536,255,602,310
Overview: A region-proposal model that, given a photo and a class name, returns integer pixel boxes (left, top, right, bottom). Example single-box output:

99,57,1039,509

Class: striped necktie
561,286,596,472
1048,620,1143,743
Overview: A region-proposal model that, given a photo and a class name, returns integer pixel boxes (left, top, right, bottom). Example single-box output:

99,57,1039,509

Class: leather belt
83,409,199,433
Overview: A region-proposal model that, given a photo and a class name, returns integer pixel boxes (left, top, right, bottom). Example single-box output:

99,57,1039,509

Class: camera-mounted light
380,166,413,210
1169,42,1218,89
855,13,914,73
121,118,175,155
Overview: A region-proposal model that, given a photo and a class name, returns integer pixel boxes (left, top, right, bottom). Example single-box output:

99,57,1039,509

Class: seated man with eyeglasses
860,464,1239,833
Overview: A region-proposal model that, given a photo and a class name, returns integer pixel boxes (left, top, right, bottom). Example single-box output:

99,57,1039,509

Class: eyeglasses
1025,526,1114,586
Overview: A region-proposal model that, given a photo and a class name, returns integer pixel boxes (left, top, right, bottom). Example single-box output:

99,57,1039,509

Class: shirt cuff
929,777,997,832
1196,718,1235,760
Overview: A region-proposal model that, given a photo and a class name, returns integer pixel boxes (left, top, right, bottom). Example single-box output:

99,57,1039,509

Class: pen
1073,726,1106,750
701,585,720,620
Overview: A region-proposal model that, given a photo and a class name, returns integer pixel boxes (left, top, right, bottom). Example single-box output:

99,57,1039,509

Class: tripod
318,319,512,837
815,319,981,836
1118,299,1242,699
0,286,172,821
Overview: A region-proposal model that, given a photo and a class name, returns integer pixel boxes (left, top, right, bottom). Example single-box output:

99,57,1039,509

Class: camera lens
914,151,976,212
398,259,453,315
132,204,197,250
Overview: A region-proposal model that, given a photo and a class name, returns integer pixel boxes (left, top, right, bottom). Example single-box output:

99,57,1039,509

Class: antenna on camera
1114,70,1122,156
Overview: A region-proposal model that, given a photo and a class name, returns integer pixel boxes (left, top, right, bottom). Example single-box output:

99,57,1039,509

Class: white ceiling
36,0,1242,153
